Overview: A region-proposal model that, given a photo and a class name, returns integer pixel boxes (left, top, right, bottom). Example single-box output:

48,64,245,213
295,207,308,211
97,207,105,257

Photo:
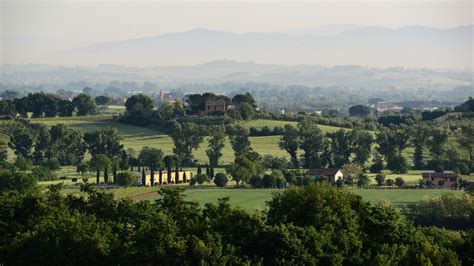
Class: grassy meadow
61,186,465,211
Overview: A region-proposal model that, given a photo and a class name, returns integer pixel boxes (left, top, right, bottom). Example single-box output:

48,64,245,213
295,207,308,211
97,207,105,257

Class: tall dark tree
349,105,371,117
90,154,111,184
298,118,324,168
50,124,86,165
95,96,112,105
170,123,204,166
410,125,429,169
32,126,52,164
73,93,97,116
9,126,34,158
0,141,8,163
376,125,410,173
0,100,17,117
125,94,153,113
426,127,449,160
351,129,373,166
229,125,253,158
58,100,75,117
457,125,474,162
138,147,164,186
279,124,300,168
206,125,226,167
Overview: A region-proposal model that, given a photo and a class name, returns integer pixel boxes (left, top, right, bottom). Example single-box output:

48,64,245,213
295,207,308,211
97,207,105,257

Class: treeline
0,92,98,118
1,180,472,265
119,92,258,128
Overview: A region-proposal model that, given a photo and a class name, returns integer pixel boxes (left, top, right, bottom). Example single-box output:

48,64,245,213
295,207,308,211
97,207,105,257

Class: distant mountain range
42,25,473,68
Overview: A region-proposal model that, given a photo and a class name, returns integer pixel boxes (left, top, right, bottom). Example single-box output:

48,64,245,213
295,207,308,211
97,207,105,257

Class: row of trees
0,92,98,118
1,179,472,264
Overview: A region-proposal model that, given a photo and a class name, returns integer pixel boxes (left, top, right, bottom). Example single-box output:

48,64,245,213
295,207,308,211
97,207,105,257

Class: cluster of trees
373,124,473,174
1,180,472,264
0,92,98,118
278,118,374,169
120,92,258,127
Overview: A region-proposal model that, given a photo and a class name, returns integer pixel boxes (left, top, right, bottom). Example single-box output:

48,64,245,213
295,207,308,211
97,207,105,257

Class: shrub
71,178,78,182
213,173,228,188
14,157,33,171
115,172,136,187
46,158,61,171
385,178,395,186
375,173,386,186
195,173,208,185
395,177,405,187
33,166,58,181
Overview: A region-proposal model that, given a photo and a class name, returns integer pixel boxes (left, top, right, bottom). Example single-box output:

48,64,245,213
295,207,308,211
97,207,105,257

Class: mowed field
61,186,465,211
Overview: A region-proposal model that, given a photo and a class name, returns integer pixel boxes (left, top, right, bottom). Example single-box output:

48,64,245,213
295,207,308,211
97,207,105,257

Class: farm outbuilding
305,168,344,183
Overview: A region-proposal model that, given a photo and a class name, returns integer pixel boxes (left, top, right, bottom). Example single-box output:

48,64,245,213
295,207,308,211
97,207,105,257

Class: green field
61,186,464,211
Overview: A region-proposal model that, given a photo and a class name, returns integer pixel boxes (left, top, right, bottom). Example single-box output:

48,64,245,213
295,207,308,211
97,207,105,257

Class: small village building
132,170,193,186
200,99,230,116
305,168,344,183
421,172,459,189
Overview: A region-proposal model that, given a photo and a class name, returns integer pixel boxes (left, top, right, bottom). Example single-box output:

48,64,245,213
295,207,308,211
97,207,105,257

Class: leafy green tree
84,127,124,159
9,126,34,158
349,105,370,117
232,92,256,108
125,94,153,113
298,118,324,168
427,127,449,160
94,95,111,105
73,93,97,116
33,166,57,181
387,155,408,174
376,126,410,173
206,125,226,167
0,100,17,117
115,172,136,186
0,140,8,163
228,125,253,158
139,147,164,186
238,102,255,120
76,162,89,177
395,177,405,187
195,173,208,185
226,156,263,186
32,126,51,164
327,129,353,167
58,100,75,117
279,124,300,168
457,125,474,162
385,178,394,186
213,173,228,187
351,129,373,165
90,154,111,184
369,152,384,173
14,156,33,170
0,169,36,192
356,174,370,188
411,125,429,169
50,124,86,165
375,173,386,186
170,123,204,166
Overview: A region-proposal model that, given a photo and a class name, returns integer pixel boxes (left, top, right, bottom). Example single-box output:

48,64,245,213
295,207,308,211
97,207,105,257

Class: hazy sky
1,0,473,65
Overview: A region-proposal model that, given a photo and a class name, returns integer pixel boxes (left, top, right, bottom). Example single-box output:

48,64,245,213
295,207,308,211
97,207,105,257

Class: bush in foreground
0,182,471,265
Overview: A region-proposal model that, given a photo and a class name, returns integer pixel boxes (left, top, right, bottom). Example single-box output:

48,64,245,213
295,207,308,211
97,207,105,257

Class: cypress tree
175,165,179,183
142,168,146,186
197,164,202,174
